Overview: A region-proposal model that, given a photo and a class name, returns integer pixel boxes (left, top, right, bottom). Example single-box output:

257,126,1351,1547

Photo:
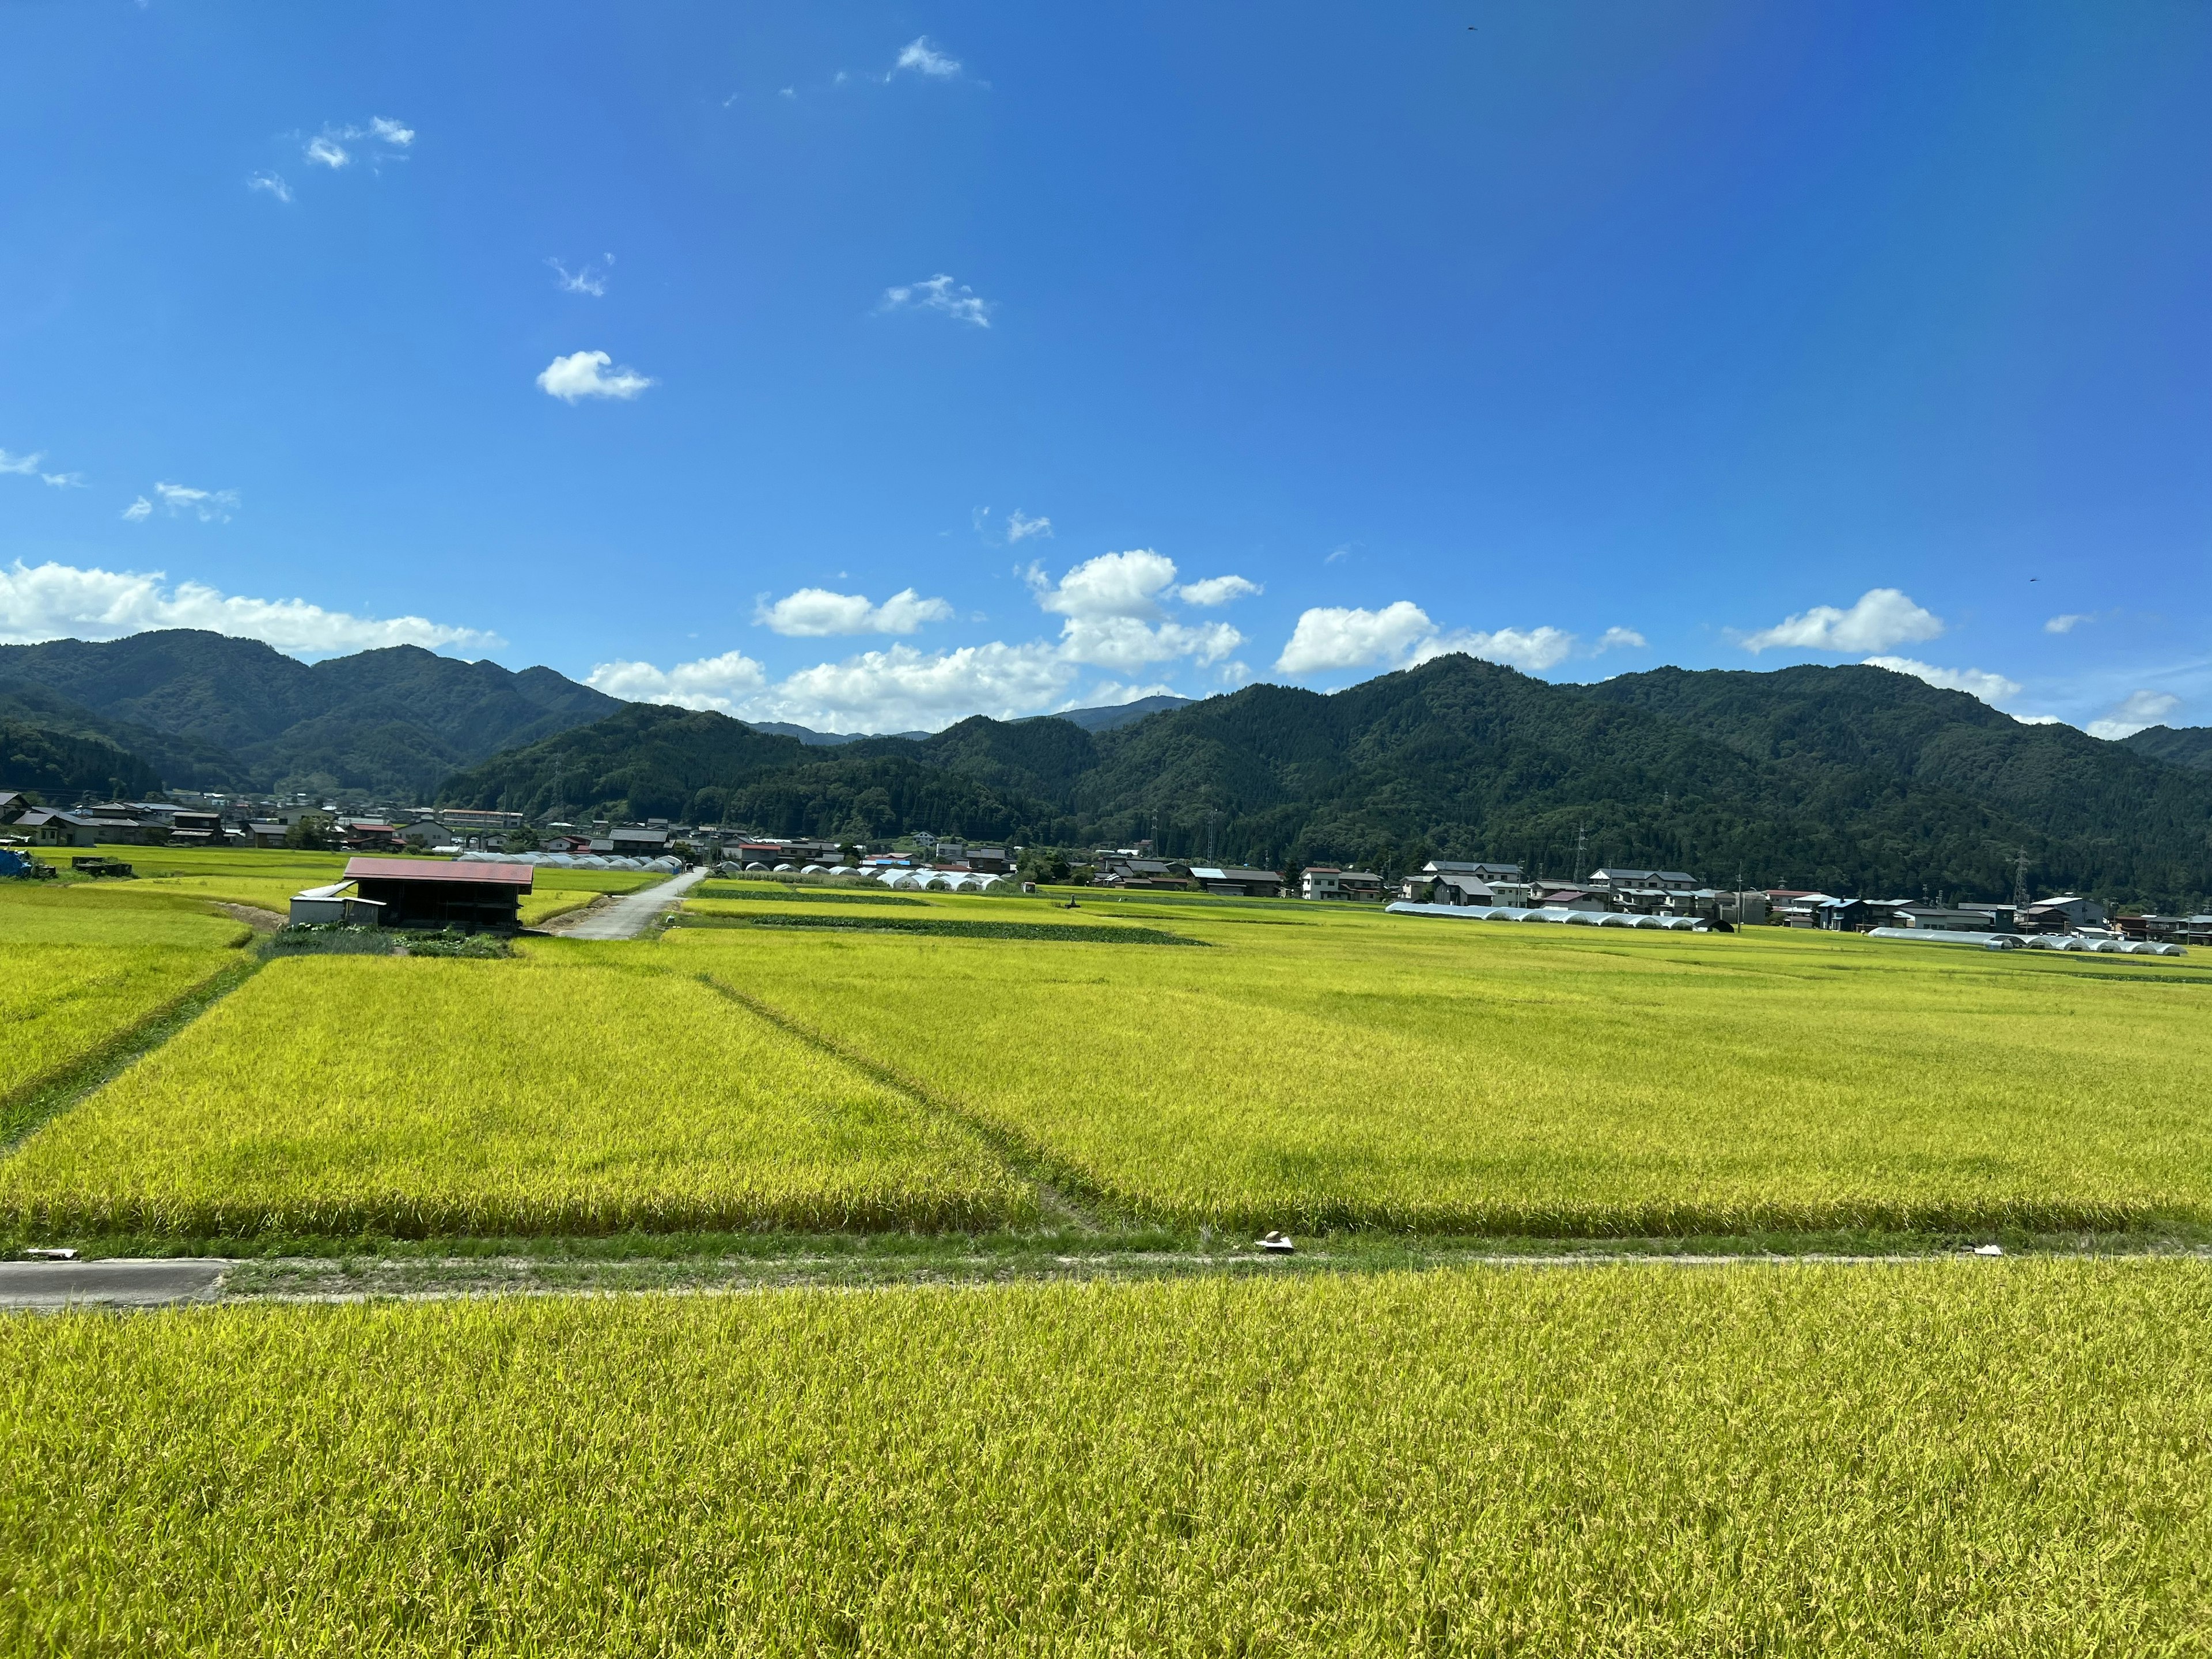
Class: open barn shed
342,857,532,931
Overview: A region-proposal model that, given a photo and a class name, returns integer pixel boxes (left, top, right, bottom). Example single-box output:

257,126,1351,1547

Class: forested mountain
2123,725,2212,772
0,631,619,796
0,717,164,800
440,656,2212,908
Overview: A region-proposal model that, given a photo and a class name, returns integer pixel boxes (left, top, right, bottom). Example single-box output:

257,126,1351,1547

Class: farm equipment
70,855,136,878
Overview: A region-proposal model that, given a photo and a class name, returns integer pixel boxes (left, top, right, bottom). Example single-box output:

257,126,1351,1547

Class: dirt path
551,868,707,940
214,902,285,933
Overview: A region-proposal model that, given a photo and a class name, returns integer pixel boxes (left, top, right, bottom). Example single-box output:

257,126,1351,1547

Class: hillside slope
2123,725,2212,772
437,655,2212,907
0,632,620,796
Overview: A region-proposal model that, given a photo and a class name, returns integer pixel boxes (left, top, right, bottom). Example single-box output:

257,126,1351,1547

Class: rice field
675,904,2212,1233
0,948,1029,1236
0,885,249,1139
4,1259,2209,1654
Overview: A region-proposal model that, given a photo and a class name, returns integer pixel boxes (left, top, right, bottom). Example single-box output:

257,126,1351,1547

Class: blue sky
2,2,2207,737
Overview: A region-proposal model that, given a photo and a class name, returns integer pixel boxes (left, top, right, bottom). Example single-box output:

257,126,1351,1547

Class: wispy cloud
1005,509,1052,543
120,482,238,524
548,255,613,297
878,274,992,328
536,350,654,402
299,118,414,176
1176,575,1262,607
1736,588,1942,654
755,587,955,638
0,559,495,658
2,449,83,488
1862,656,2024,706
2087,689,2181,741
893,36,963,79
2045,613,2092,635
247,172,292,203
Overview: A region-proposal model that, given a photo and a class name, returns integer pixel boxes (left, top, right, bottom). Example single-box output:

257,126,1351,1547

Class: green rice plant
675,908,2212,1234
675,910,1203,945
694,882,931,906
3,1260,2210,1655
0,953,1029,1237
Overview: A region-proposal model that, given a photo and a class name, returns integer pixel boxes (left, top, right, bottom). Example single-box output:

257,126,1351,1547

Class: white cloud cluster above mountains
0,560,495,657
589,549,1260,731
1272,602,1642,677
1737,588,1942,654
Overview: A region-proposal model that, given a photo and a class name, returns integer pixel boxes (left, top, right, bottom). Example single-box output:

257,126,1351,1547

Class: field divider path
551,868,706,940
0,956,263,1152
698,974,1113,1232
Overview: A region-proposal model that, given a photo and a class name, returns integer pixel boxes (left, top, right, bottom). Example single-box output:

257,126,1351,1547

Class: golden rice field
5,1260,2210,1656
676,903,2212,1234
0,949,1028,1236
0,886,248,1135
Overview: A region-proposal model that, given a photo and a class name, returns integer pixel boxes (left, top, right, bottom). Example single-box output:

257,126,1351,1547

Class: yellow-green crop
0,885,248,1131
5,1260,2210,1655
0,949,1028,1236
676,904,2212,1233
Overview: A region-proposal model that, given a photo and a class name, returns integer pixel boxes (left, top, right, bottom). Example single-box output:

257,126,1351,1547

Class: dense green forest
0,717,162,800
0,631,618,796
2123,725,2212,772
440,656,2212,908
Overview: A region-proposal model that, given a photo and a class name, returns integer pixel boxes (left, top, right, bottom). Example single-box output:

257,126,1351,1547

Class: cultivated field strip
0,952,1032,1237
675,912,2212,1235
6,1261,2211,1654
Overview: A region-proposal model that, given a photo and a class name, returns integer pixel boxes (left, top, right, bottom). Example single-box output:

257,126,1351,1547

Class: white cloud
893,36,962,78
1005,509,1051,543
1,449,81,488
0,559,497,658
305,135,350,169
1058,615,1243,672
755,587,955,638
586,650,768,707
247,172,292,203
878,274,992,328
369,116,415,147
1275,603,1437,675
1176,574,1261,607
1738,588,1942,654
2087,690,2181,741
1032,550,1180,620
595,641,1076,730
536,350,654,402
548,255,613,297
2045,613,2090,635
1416,626,1580,674
1862,656,2024,705
1277,602,1631,678
132,482,239,523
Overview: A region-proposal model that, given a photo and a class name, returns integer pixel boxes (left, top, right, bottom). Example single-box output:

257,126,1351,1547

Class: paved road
0,1257,233,1309
558,866,708,940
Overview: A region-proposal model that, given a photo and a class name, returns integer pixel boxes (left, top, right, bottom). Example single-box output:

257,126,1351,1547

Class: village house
1188,865,1285,899
1302,866,1388,902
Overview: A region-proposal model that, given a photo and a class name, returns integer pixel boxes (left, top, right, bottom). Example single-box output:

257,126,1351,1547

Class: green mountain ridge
2121,725,2212,772
438,655,2212,908
0,631,621,796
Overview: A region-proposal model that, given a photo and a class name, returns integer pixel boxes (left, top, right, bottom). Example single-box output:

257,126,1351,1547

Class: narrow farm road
556,867,708,940
0,1257,233,1309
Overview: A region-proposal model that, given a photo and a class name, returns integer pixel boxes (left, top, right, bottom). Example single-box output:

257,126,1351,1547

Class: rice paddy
0,949,1028,1236
678,905,2212,1234
6,1260,2211,1655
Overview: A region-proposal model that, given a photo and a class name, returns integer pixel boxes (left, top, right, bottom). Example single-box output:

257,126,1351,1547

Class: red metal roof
343,857,534,888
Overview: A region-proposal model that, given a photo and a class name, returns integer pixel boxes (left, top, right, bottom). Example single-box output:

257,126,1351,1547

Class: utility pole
2013,846,2031,912
1573,823,1587,885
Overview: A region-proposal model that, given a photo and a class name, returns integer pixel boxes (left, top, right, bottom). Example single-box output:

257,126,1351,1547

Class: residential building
2023,895,2108,931
1397,871,1495,906
0,790,25,824
245,820,289,849
1422,859,1524,885
1303,866,1387,902
14,809,100,847
966,846,1013,874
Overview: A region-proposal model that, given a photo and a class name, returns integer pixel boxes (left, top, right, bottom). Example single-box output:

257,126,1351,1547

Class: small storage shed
341,857,532,931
